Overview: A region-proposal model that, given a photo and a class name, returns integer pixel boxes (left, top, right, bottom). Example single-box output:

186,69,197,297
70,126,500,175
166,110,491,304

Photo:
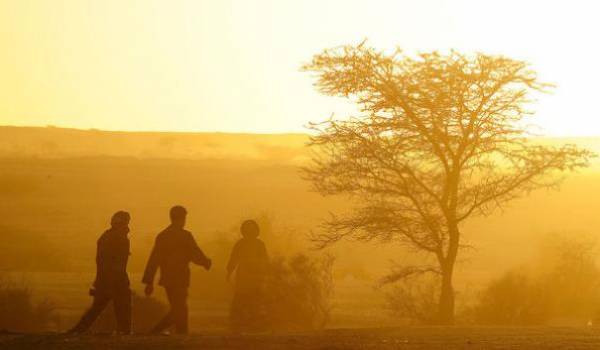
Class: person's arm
118,238,130,271
259,240,269,274
226,241,240,281
93,238,104,288
188,233,211,270
125,238,131,261
142,237,160,294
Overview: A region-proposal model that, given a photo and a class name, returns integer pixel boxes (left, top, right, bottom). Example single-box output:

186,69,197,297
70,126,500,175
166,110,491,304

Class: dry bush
470,272,550,325
470,233,600,325
382,274,440,325
0,277,59,332
264,253,335,331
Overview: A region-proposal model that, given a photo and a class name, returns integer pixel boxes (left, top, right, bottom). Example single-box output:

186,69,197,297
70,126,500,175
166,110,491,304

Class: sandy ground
3,327,600,350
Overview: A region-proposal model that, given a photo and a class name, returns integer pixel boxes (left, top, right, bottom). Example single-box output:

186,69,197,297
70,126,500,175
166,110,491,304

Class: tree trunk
437,220,459,325
437,264,455,325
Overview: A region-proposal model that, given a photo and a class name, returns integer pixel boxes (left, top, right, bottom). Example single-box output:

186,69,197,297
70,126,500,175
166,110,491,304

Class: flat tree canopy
302,43,593,323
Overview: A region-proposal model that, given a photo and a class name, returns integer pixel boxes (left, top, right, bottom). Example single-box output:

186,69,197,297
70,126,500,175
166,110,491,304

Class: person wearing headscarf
227,219,269,333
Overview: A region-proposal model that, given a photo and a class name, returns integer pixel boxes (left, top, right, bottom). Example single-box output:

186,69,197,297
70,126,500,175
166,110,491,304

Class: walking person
67,211,132,334
227,219,269,333
142,205,212,335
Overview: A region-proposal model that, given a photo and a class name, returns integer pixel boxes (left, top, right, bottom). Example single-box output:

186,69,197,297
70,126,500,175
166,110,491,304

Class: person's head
240,219,260,238
111,211,130,231
170,205,187,228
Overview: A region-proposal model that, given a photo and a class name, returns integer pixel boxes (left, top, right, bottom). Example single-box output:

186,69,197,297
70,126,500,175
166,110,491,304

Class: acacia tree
302,43,593,324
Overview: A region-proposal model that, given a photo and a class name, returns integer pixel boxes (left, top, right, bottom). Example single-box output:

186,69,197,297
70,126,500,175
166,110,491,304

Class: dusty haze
2,126,600,329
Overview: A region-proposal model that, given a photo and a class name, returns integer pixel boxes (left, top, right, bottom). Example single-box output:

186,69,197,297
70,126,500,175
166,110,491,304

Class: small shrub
0,278,59,332
264,253,335,331
382,274,440,325
469,233,600,325
470,272,550,325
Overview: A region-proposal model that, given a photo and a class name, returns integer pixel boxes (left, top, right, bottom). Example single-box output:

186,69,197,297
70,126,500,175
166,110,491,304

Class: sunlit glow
0,0,599,135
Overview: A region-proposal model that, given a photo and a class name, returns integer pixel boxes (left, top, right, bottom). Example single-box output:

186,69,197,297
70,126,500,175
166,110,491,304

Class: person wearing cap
68,211,132,334
226,219,269,333
142,205,212,335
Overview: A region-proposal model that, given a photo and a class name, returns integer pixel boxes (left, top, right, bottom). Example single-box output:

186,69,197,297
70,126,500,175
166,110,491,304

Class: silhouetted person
226,220,269,333
68,211,132,334
142,205,211,335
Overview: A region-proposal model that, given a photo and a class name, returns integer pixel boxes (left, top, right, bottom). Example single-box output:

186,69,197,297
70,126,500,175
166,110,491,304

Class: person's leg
68,293,111,333
255,285,268,332
150,287,174,334
229,288,244,333
113,288,132,334
247,287,263,332
150,313,172,334
232,283,260,333
170,287,189,334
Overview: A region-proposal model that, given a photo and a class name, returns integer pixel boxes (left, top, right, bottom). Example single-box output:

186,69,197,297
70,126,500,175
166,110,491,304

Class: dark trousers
70,288,131,334
230,283,264,333
151,286,189,334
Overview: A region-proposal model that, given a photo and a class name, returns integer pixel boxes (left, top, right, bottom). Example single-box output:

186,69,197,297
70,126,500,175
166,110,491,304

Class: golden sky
1,0,599,135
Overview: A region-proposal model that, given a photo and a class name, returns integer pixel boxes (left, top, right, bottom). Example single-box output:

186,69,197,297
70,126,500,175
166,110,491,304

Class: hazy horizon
6,124,600,139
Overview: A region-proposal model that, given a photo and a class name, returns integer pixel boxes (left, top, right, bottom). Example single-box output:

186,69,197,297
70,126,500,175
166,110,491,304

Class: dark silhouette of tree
302,43,594,324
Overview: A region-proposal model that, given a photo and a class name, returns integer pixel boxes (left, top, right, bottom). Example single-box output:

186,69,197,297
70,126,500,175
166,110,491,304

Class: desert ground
4,327,600,350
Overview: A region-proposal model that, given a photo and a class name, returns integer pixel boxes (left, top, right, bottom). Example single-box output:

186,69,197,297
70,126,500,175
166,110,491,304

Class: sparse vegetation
470,271,550,325
0,277,60,332
469,233,600,325
381,274,440,325
265,253,335,331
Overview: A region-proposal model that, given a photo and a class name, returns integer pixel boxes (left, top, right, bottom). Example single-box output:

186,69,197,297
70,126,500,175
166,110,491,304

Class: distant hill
2,126,600,167
0,126,310,163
